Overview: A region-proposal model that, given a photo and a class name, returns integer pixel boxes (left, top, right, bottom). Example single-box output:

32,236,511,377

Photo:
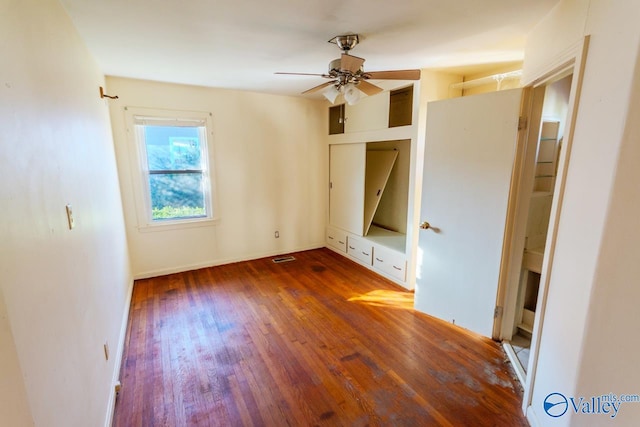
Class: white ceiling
59,0,558,96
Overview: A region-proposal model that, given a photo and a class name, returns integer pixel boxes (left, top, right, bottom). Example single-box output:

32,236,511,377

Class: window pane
148,173,205,220
143,126,202,171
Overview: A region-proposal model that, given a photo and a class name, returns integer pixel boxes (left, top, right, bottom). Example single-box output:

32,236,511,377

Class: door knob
419,221,431,230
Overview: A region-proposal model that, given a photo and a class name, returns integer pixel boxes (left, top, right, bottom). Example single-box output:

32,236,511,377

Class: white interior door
414,89,522,338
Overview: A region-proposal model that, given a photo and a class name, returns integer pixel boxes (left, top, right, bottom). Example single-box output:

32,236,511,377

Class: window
126,108,216,229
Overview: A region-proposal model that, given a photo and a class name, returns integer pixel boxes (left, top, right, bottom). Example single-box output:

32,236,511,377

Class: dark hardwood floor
113,248,527,426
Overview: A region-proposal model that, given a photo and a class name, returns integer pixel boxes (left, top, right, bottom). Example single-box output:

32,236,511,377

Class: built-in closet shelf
327,124,414,145
534,120,560,193
518,308,536,334
522,247,544,274
531,191,553,198
365,225,406,253
517,322,534,334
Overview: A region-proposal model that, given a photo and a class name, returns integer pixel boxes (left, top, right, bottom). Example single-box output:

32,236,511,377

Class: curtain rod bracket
99,86,119,100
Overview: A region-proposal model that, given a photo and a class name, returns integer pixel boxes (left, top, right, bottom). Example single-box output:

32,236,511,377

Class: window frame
124,107,218,231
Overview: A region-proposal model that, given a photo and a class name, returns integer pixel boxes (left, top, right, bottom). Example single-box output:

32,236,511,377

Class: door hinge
494,306,503,319
518,116,528,130
329,182,333,189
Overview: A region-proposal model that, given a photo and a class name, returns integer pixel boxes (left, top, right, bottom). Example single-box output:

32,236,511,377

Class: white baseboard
104,276,135,427
133,243,325,280
526,404,540,427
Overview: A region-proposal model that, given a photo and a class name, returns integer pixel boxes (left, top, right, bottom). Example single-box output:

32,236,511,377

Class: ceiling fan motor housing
329,58,363,75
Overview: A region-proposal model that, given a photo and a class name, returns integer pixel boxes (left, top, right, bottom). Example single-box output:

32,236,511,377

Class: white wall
106,77,327,278
575,41,640,426
0,0,132,426
523,0,640,425
522,0,591,85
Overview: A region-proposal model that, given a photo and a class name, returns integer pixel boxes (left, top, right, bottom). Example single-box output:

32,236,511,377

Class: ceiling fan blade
340,53,365,73
302,81,336,95
275,72,330,77
364,69,421,80
356,80,384,96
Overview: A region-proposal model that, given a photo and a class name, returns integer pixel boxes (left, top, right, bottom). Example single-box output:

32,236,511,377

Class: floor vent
272,255,296,264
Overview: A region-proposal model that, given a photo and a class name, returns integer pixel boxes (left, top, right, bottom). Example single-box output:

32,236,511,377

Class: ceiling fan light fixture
343,83,361,105
322,85,341,103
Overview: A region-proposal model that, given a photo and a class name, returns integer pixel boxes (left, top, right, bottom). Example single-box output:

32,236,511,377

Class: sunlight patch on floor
348,290,415,310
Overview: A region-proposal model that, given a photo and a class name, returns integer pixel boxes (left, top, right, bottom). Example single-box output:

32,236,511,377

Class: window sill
137,217,219,233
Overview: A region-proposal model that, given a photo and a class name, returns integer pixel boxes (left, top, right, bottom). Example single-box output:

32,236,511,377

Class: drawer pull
375,257,384,262
328,236,334,240
362,251,370,256
349,246,356,250
393,266,402,270
338,240,345,244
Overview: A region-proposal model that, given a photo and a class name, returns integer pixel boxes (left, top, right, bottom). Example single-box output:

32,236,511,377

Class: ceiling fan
276,34,421,104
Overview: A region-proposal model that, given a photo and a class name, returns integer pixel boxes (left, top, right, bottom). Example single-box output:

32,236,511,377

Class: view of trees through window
142,125,207,220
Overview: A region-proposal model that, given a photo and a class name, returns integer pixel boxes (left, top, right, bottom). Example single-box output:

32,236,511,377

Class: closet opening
503,72,573,383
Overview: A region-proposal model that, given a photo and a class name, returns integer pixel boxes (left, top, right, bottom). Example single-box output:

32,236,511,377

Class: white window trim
124,107,219,232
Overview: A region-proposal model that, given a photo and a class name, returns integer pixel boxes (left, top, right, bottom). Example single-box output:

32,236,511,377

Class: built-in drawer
373,246,407,282
326,227,348,253
346,235,373,265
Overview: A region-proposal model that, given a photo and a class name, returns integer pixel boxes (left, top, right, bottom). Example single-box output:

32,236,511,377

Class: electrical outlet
275,231,280,238
66,204,75,230
103,341,109,361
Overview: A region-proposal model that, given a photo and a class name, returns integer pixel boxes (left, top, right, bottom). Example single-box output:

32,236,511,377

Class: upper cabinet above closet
344,92,390,133
328,84,414,136
388,86,413,127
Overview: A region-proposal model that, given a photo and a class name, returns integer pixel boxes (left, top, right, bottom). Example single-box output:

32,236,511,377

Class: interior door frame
492,36,590,417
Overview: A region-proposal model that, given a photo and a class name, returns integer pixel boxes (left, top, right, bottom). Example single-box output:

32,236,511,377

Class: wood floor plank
113,248,526,426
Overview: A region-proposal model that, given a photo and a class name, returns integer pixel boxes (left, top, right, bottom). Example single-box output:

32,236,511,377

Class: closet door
329,144,365,235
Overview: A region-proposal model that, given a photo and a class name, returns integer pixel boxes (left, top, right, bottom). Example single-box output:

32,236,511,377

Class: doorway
502,74,573,383
414,37,589,419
